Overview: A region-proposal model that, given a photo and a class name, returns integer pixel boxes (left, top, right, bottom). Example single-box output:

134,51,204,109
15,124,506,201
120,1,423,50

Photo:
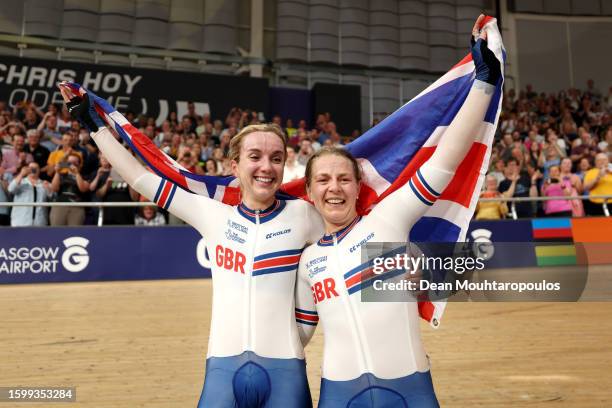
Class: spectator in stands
498,158,538,218
598,128,612,156
0,150,11,226
539,144,562,180
7,162,52,226
135,197,166,226
205,159,219,176
583,153,612,216
576,158,592,183
541,165,574,218
90,154,138,225
47,133,82,178
49,153,90,226
297,138,315,166
570,128,599,167
1,134,33,177
37,111,61,150
560,157,584,216
326,122,343,147
282,146,305,183
23,130,50,177
57,105,72,131
285,119,297,139
488,159,506,184
475,175,508,220
526,140,542,170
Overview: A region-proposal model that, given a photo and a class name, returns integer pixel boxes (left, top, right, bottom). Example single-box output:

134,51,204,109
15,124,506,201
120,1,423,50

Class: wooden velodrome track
1,267,611,407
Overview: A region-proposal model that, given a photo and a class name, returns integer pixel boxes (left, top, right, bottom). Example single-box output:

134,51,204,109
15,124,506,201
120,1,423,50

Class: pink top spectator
542,180,572,214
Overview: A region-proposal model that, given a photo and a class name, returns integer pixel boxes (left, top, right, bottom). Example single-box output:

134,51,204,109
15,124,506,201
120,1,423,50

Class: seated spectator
476,175,508,220
135,197,166,226
7,163,52,226
498,158,538,218
297,139,315,166
90,154,139,225
23,129,50,178
283,146,305,183
1,134,33,177
583,153,612,216
49,153,90,226
541,166,573,218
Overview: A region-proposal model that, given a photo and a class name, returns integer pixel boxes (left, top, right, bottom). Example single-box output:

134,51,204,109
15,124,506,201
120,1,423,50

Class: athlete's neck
241,196,276,211
323,214,358,235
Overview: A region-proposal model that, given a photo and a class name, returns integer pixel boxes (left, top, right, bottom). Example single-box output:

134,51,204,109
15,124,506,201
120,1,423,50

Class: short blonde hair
228,124,288,163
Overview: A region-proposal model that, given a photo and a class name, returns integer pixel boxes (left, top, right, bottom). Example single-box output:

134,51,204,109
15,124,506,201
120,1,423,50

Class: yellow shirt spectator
583,153,612,204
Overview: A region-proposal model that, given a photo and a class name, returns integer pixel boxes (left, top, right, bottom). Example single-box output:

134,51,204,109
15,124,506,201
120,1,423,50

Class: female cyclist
295,15,501,407
59,84,323,408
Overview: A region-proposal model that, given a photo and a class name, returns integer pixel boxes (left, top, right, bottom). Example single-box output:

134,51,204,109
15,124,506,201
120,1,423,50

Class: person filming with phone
8,162,53,226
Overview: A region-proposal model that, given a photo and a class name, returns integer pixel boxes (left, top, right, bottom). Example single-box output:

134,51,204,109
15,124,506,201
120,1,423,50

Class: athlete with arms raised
59,85,323,408
295,15,501,407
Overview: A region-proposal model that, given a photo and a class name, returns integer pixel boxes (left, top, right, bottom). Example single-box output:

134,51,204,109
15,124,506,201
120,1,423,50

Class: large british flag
65,16,504,327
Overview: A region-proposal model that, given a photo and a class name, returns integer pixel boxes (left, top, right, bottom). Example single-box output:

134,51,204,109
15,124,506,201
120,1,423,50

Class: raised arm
371,16,501,231
59,85,225,231
427,16,501,174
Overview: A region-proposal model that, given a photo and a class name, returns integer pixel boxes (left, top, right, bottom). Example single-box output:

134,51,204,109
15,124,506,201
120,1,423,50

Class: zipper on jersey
245,210,260,351
333,233,372,373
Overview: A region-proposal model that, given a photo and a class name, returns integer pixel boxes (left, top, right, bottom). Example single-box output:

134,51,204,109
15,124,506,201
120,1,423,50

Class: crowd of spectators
477,80,611,219
0,97,353,226
1,80,610,226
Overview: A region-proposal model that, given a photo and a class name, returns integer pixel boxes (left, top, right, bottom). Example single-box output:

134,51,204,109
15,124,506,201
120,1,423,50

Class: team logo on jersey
306,256,327,278
266,228,291,239
349,232,375,253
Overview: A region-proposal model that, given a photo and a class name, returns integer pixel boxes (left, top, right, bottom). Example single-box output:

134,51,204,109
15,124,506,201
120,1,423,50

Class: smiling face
307,153,360,233
231,131,285,209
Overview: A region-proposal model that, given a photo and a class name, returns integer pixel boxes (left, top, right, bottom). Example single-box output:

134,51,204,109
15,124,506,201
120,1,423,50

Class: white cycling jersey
91,127,324,359
295,162,454,381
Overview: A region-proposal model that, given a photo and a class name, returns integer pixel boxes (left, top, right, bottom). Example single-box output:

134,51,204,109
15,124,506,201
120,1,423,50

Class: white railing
477,195,611,219
0,201,155,227
1,195,611,225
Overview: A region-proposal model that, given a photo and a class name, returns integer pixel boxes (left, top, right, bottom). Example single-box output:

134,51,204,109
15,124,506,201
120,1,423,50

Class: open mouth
325,198,346,206
254,176,274,186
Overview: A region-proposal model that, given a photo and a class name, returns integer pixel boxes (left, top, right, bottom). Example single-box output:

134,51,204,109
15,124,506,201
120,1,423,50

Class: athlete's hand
470,14,501,86
58,82,105,133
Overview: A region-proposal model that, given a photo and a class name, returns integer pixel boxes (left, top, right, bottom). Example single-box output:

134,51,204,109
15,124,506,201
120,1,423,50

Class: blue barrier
0,226,211,284
0,220,545,285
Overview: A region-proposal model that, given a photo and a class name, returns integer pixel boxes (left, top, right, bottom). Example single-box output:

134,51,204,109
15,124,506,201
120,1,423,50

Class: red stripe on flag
439,142,488,208
418,300,435,323
295,312,319,322
157,181,172,207
123,123,189,190
533,228,573,239
253,255,301,270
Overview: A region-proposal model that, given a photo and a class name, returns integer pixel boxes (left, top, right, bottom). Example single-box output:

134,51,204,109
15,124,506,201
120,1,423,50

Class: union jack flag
64,16,504,327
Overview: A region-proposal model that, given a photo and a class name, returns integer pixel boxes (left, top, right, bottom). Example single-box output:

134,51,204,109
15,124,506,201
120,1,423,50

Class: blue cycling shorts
197,351,312,408
318,371,439,408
